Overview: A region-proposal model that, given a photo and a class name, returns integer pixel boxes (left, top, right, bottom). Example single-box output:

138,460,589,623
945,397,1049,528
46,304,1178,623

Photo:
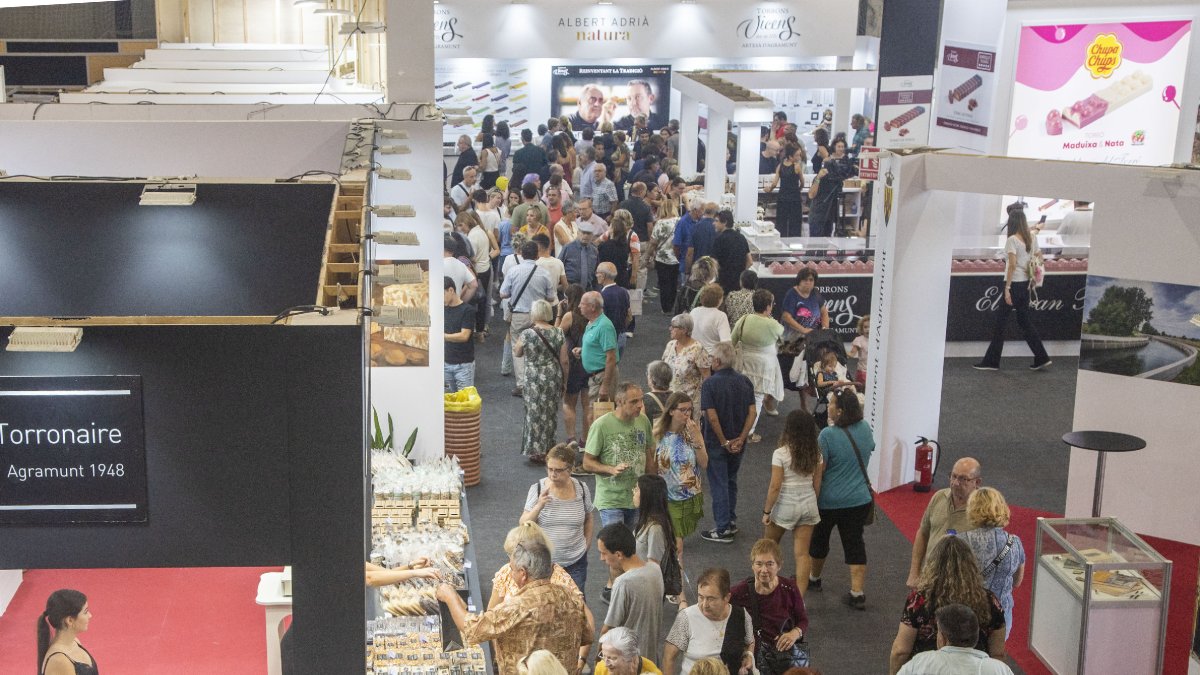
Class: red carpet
876,485,1199,675
0,567,279,675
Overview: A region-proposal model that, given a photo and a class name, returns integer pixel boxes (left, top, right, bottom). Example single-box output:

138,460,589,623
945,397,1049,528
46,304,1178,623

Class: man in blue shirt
673,195,705,279
699,341,757,543
689,202,718,264
560,222,600,290
500,240,557,396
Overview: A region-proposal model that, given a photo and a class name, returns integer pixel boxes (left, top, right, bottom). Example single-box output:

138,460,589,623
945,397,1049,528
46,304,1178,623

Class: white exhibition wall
369,120,447,463
875,151,1200,546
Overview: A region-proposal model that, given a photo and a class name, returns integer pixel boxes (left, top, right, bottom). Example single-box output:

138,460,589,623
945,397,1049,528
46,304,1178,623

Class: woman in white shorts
761,409,824,595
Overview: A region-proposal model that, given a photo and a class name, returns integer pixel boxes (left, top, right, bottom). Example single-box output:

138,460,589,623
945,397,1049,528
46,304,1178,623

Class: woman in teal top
808,388,875,610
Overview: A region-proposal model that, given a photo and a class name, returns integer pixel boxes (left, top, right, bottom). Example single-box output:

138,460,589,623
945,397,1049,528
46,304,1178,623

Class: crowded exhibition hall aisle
461,302,1086,674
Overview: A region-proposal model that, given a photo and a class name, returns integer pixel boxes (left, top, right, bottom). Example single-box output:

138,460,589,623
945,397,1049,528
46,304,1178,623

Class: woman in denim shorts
761,409,824,595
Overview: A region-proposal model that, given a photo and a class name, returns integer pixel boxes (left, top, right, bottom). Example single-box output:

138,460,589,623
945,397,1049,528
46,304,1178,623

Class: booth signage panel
0,376,147,525
877,75,934,149
1008,20,1192,165
433,1,857,59
761,273,1086,342
551,65,671,133
934,42,998,139
945,273,1086,341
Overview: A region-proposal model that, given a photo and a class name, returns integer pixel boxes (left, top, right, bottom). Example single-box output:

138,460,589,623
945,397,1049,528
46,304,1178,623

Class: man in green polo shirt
574,290,619,401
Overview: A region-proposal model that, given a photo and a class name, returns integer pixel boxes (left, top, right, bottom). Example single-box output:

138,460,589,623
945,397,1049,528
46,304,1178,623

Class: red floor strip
0,567,278,675
876,484,1199,675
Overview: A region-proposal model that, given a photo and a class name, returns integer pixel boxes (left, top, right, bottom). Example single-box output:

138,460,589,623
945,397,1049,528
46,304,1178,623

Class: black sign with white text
0,376,147,525
761,272,1086,342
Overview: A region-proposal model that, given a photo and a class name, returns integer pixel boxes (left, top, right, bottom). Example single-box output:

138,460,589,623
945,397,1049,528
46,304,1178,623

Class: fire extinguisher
913,437,941,492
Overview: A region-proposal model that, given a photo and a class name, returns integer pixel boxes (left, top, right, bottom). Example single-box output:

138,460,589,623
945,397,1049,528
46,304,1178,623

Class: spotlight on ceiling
6,327,83,353
139,183,196,206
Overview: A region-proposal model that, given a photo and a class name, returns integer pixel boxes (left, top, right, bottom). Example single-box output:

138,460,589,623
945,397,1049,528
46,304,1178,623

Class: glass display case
1029,517,1171,675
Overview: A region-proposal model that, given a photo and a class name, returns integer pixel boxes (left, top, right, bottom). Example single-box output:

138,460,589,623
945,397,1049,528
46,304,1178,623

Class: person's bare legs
794,524,815,596
849,564,867,595
810,557,826,580
580,391,593,441
763,394,778,414
563,392,579,440
764,521,786,543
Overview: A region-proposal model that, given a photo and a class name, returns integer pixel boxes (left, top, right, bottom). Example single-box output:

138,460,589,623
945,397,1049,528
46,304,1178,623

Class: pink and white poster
1008,20,1191,165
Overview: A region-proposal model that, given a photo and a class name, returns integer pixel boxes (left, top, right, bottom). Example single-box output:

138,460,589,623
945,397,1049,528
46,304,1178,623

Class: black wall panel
0,324,365,672
0,55,88,86
0,182,335,318
6,41,119,52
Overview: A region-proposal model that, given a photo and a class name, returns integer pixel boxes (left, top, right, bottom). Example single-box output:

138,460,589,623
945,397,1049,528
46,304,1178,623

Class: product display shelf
367,462,494,675
319,180,368,308
1029,517,1170,675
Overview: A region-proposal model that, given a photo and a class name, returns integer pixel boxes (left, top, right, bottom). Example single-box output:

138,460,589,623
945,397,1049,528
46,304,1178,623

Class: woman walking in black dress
767,143,806,238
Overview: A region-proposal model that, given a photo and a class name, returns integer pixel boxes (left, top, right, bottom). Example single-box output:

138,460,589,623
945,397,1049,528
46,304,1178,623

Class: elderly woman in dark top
731,539,809,675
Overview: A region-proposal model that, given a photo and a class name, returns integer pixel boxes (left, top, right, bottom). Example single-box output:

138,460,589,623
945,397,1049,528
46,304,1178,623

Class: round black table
1062,431,1146,517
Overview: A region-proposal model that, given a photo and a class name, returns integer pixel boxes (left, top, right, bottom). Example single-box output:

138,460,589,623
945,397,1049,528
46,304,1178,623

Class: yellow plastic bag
444,386,482,413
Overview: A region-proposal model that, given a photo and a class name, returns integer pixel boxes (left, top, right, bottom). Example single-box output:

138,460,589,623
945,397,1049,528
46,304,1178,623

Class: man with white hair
575,291,620,401
571,83,607,132
673,195,706,281
699,342,757,544
501,239,557,397
596,262,631,355
591,163,619,219
436,540,591,674
450,165,479,212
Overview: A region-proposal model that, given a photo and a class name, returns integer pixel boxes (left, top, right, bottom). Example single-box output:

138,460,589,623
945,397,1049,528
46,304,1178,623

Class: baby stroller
789,329,850,427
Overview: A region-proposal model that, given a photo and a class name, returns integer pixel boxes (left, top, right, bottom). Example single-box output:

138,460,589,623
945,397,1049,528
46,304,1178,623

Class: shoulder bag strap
510,263,537,310
646,392,664,413
530,327,566,377
982,534,1016,577
841,426,874,493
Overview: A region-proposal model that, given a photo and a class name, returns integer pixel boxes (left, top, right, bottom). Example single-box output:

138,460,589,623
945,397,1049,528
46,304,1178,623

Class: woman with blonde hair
491,522,596,668
689,658,730,675
961,487,1025,637
649,196,681,312
888,536,1006,674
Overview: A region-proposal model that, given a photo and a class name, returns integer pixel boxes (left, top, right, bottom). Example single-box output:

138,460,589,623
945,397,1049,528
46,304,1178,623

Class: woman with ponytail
37,588,97,675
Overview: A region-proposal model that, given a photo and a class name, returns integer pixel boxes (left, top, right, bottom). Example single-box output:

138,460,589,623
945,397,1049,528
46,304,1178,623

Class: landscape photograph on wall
1079,275,1200,386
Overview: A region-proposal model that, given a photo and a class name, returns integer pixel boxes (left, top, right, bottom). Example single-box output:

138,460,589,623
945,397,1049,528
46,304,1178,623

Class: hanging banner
550,65,671,134
1008,20,1192,165
876,75,934,149
934,42,998,140
432,0,857,60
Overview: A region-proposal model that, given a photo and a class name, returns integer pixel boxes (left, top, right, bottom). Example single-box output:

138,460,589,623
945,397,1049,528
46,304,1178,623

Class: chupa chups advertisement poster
550,65,671,133
1009,20,1192,165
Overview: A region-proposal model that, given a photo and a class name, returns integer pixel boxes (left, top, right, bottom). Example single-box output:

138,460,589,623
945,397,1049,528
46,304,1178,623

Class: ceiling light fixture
293,0,323,6
6,327,82,353
314,7,352,15
139,183,196,206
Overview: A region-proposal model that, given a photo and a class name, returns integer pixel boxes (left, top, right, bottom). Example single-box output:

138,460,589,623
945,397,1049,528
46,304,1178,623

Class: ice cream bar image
883,106,926,131
510,68,527,76
472,81,491,89
472,106,489,115
492,94,509,102
948,75,982,104
436,94,453,102
473,94,489,101
511,106,527,114
494,82,510,89
512,119,528,127
494,106,509,114
1062,71,1153,128
512,82,528,89
1038,199,1059,211
453,82,471,89
435,80,452,89
511,94,527,102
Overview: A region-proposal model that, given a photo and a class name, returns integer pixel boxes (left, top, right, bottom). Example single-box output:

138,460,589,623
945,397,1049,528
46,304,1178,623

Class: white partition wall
368,119,447,463
876,152,1200,546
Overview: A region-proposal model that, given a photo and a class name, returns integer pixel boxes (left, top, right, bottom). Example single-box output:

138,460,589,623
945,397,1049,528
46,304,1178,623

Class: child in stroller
788,330,853,426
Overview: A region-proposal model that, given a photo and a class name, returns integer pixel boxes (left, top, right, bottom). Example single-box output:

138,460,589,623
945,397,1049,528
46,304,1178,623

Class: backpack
659,530,683,597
